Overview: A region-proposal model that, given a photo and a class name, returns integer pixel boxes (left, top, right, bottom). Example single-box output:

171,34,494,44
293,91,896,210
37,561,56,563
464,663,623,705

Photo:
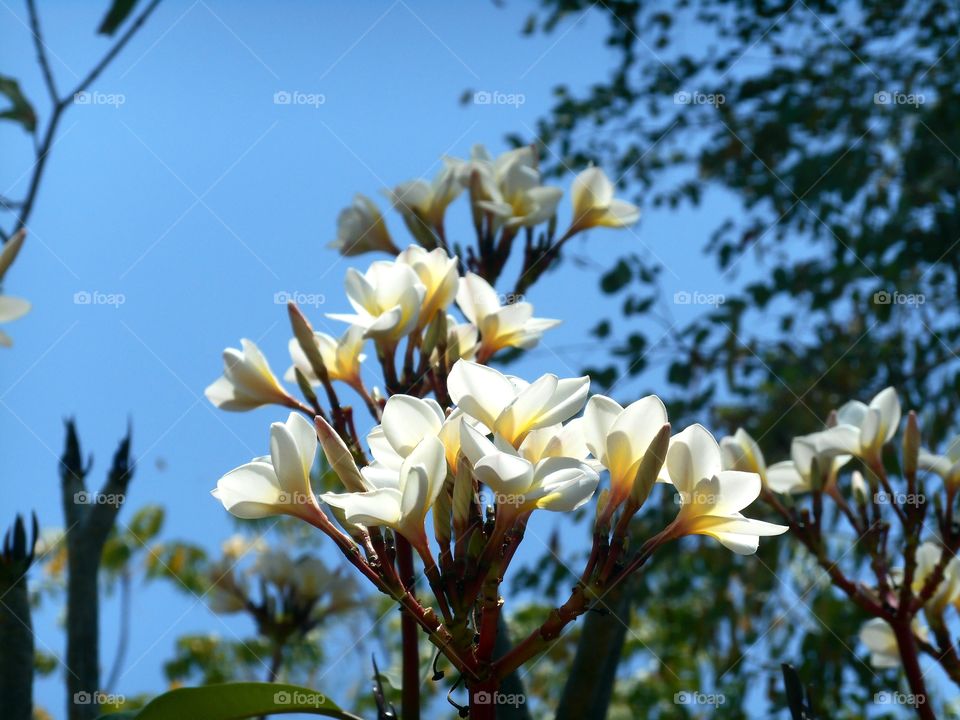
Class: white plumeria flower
819,387,902,464
327,259,426,343
432,314,479,366
583,394,670,504
449,145,534,199
447,360,589,447
908,542,960,611
321,434,447,550
328,193,398,257
385,165,462,232
291,555,334,601
859,618,901,669
362,394,446,486
206,557,248,614
667,424,788,555
252,547,297,587
205,339,297,411
765,431,852,494
396,245,459,325
508,418,591,465
919,435,960,487
221,534,265,560
455,273,560,361
0,230,30,348
284,325,366,390
568,167,640,232
212,413,321,520
437,408,487,469
460,423,599,514
719,429,766,477
476,150,562,229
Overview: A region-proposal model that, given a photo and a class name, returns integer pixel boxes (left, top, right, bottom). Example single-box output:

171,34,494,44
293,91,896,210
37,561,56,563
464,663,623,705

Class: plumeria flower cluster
721,387,960,706
205,536,359,671
204,144,784,716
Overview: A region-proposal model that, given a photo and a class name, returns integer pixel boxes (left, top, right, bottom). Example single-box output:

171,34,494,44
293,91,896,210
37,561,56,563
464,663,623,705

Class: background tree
499,1,960,715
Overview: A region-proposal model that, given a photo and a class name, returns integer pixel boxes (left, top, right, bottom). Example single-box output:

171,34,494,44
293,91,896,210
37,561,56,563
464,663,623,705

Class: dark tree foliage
521,0,960,450
505,2,960,716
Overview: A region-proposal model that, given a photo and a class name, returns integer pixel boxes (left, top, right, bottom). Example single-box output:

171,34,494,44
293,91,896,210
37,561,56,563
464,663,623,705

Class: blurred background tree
520,0,960,447
495,1,960,716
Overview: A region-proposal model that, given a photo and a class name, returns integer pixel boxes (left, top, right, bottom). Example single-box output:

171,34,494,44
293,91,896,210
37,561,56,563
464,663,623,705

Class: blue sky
2,2,757,717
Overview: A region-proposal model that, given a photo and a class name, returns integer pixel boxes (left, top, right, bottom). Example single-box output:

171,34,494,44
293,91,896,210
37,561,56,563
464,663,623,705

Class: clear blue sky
2,2,748,717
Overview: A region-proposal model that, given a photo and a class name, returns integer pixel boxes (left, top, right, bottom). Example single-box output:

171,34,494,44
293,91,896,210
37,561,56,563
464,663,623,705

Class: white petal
535,376,592,428
321,488,402,528
381,395,443,456
447,360,516,429
766,461,808,494
583,395,624,464
0,296,31,323
214,461,283,519
666,424,722,493
870,387,901,444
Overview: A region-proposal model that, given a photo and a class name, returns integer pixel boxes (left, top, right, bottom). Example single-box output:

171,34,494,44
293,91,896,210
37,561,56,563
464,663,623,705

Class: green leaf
600,259,632,294
98,0,141,35
0,75,36,132
127,504,165,541
95,682,360,720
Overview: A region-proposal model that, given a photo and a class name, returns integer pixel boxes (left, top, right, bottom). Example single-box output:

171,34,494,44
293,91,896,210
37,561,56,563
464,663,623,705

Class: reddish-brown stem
395,536,421,720
891,619,935,719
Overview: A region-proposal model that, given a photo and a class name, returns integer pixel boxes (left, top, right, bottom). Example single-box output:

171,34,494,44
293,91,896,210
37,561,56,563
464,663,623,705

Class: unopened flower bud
630,423,671,508
315,416,365,493
452,456,474,539
903,411,920,478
